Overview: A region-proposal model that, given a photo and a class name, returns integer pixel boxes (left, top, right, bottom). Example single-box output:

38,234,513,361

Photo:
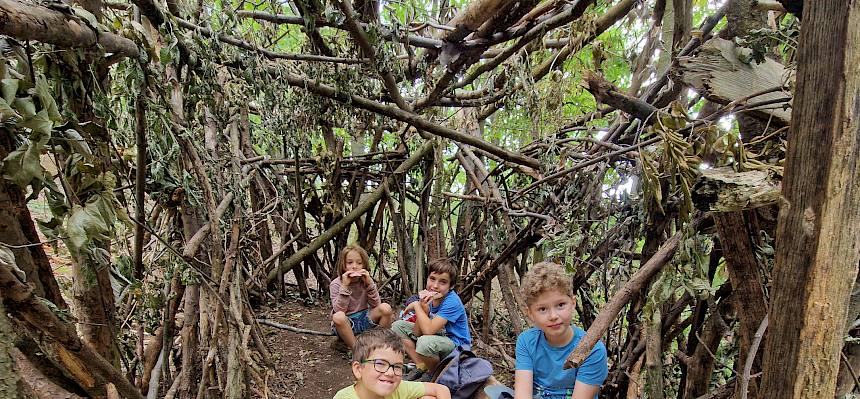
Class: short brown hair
428,258,458,286
336,244,370,276
351,328,406,363
521,262,573,306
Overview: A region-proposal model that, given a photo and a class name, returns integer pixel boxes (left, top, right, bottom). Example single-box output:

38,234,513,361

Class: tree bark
759,1,860,396
0,0,137,57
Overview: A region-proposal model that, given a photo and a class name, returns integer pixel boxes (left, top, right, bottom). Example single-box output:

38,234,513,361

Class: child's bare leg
370,303,394,328
332,312,356,349
402,338,423,366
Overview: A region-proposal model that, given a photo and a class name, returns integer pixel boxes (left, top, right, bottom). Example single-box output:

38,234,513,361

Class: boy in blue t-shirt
485,262,608,399
392,259,471,381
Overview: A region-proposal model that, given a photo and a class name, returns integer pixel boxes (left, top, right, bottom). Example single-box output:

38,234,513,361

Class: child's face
344,250,365,273
352,347,405,397
426,271,452,297
526,289,575,342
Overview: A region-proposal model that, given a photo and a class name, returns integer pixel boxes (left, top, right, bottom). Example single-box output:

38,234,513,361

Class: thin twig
256,319,336,336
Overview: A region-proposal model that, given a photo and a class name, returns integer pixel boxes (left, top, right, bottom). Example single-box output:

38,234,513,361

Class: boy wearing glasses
334,329,452,399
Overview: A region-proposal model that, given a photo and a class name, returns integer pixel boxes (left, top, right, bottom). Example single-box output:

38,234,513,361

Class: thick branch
0,0,138,57
267,140,436,283
565,215,708,368
0,262,144,399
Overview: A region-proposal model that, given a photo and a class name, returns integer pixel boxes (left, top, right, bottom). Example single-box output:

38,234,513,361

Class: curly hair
351,328,406,363
336,244,370,276
520,261,573,306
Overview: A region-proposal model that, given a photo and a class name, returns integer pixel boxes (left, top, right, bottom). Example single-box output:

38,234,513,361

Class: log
692,167,781,212
675,38,793,124
0,0,138,57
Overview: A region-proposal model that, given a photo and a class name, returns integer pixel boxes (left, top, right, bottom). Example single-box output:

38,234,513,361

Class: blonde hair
352,328,406,363
521,261,573,306
336,244,370,275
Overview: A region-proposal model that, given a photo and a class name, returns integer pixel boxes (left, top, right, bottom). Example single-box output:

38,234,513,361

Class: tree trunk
759,1,860,396
713,212,767,399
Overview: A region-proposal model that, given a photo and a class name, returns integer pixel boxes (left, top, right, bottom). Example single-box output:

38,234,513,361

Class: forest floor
260,294,355,398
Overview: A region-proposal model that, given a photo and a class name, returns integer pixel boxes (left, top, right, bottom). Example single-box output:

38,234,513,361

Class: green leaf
0,97,21,124
13,97,36,119
35,75,62,122
1,78,19,103
66,194,115,253
21,110,53,141
1,142,43,187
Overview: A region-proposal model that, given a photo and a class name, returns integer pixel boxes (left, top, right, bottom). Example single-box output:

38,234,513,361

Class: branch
275,71,541,169
0,262,145,399
130,0,164,27
174,17,365,64
454,0,595,90
0,0,138,57
236,10,444,50
476,0,636,120
267,140,436,283
256,319,335,336
564,214,709,368
334,0,411,111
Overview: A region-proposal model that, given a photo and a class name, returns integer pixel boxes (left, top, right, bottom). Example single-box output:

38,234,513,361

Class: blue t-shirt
515,326,608,398
429,291,471,347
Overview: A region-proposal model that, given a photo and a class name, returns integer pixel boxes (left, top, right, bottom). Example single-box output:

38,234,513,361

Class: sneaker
403,367,427,381
416,371,433,382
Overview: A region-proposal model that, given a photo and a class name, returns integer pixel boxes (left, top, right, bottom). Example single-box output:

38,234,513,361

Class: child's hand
359,269,373,285
341,271,357,285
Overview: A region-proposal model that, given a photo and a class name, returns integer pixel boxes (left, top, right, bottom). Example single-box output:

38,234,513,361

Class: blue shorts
334,309,377,337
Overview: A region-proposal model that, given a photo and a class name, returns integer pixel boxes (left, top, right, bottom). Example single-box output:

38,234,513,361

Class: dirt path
262,297,355,398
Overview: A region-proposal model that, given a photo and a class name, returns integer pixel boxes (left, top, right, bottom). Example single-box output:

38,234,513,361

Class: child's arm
513,370,534,399
571,381,600,399
412,298,447,335
359,269,381,308
329,278,350,314
419,382,451,399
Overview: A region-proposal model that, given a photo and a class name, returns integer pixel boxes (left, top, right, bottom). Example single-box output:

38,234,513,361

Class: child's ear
351,361,363,380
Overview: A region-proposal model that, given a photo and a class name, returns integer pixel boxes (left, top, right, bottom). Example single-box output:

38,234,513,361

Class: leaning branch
266,140,437,283
0,0,138,57
565,214,709,368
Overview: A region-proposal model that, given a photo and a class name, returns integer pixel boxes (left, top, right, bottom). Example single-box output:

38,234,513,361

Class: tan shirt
329,277,381,315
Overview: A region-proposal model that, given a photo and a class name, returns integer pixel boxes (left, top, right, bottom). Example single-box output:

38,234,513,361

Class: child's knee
377,302,393,315
332,311,349,326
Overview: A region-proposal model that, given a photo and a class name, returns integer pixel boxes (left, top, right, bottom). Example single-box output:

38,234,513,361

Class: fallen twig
256,319,336,336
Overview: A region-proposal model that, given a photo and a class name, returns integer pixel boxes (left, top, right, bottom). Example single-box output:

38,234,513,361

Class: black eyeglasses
360,359,407,376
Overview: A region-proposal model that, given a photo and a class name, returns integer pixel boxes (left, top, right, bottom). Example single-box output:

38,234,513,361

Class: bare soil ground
260,295,355,399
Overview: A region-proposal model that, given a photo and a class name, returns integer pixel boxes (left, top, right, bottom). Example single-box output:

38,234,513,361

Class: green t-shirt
332,381,425,399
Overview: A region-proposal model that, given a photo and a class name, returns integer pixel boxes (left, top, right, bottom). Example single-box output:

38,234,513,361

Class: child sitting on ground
334,329,452,399
485,262,608,399
392,259,472,381
331,244,395,350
